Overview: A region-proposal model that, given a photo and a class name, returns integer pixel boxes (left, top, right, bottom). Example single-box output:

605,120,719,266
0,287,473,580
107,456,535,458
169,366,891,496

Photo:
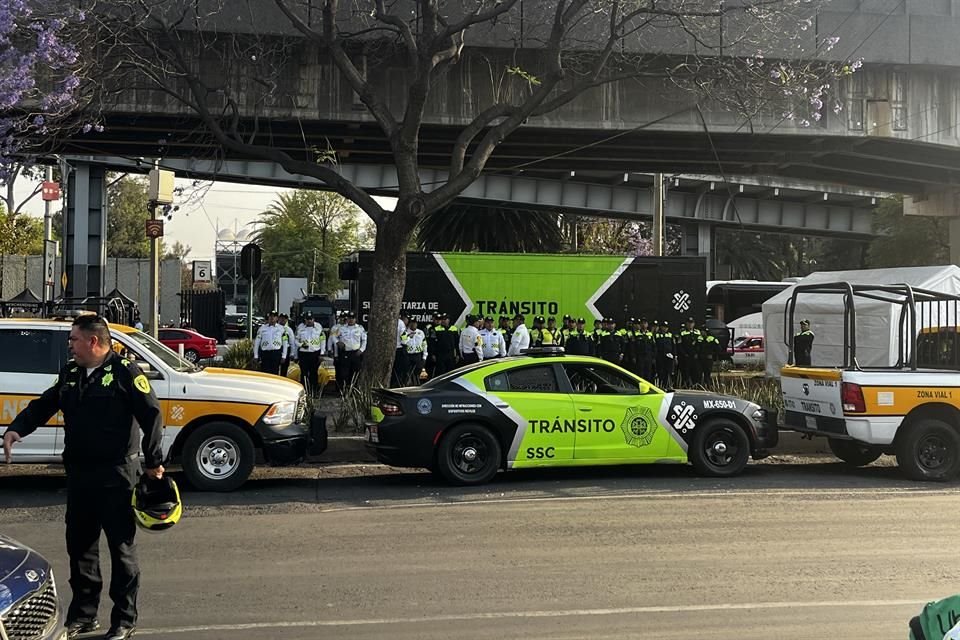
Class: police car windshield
125,330,199,372
420,358,515,388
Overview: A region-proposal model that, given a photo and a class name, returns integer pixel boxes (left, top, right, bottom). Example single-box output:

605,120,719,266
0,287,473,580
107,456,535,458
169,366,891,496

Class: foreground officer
2,314,164,640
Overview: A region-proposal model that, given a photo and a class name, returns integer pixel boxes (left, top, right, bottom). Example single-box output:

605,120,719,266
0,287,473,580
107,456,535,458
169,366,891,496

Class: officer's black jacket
7,351,164,485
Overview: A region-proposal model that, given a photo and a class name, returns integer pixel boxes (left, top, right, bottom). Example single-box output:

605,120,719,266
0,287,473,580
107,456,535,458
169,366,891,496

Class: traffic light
240,243,262,280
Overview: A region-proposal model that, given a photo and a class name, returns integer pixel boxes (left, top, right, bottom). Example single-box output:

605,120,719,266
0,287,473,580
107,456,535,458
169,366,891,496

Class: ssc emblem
134,375,151,394
621,406,658,447
417,398,433,415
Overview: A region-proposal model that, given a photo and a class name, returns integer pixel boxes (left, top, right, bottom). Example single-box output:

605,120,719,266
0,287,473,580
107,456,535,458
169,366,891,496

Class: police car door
561,362,669,461
0,325,66,461
486,363,576,466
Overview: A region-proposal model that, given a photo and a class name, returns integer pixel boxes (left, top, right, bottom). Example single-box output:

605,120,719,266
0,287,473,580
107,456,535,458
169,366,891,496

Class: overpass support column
64,163,108,300
951,218,960,266
680,222,714,280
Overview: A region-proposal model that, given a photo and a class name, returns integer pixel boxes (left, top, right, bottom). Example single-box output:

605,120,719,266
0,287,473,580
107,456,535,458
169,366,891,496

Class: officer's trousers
259,350,282,375
656,357,675,390
405,353,424,386
340,350,363,390
391,347,406,387
434,355,455,376
65,483,139,628
298,351,321,394
460,352,479,366
638,357,655,384
700,358,714,386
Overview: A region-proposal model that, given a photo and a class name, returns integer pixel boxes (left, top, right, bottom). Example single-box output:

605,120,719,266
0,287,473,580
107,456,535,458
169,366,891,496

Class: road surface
1,458,956,639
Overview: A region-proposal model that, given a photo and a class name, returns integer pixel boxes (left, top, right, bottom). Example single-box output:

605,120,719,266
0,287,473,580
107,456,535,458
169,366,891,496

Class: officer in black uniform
498,316,513,354
565,317,591,355
424,312,440,378
794,319,815,366
2,314,164,640
678,317,702,387
653,320,676,390
636,318,656,383
433,313,459,375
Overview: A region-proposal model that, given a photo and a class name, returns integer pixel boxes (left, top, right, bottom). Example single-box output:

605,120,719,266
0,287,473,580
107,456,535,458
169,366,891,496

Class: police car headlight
263,401,297,427
752,408,766,421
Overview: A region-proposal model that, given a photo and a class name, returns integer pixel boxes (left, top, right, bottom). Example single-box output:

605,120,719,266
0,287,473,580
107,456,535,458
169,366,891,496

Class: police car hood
190,367,303,403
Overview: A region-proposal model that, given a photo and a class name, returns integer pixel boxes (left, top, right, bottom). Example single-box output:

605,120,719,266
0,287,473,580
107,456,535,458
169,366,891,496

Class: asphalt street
1,457,958,639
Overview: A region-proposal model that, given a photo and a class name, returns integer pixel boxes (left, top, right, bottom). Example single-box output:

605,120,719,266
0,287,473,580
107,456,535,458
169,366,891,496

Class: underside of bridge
57,114,960,196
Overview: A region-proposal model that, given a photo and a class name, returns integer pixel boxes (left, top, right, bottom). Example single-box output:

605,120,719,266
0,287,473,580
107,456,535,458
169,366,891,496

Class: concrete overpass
46,0,960,296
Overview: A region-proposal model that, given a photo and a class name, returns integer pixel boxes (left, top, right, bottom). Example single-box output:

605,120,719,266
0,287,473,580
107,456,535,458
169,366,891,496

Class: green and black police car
366,348,778,485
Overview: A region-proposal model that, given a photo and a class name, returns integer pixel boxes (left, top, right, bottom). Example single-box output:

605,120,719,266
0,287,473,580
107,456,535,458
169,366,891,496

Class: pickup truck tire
690,419,750,478
828,438,883,467
896,418,960,482
182,422,256,492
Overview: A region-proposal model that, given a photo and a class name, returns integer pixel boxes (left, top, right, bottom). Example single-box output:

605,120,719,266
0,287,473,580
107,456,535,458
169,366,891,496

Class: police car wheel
436,423,501,486
896,418,960,482
828,438,882,467
689,419,750,477
182,422,256,492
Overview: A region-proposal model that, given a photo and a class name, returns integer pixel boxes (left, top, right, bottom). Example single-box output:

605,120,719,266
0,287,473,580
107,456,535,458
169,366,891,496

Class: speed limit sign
192,260,212,284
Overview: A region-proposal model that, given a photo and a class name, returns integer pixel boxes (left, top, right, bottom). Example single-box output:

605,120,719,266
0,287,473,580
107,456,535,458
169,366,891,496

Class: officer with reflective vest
433,313,460,374
560,314,574,349
794,319,815,366
334,312,366,391
253,311,288,375
295,312,325,395
327,312,345,386
480,316,506,359
678,317,703,387
278,313,297,378
654,320,676,390
459,315,484,364
546,317,562,348
565,317,592,356
424,313,440,377
698,325,722,386
400,318,427,385
590,318,605,357
621,318,637,372
530,316,545,347
635,318,656,383
600,318,623,364
498,316,513,354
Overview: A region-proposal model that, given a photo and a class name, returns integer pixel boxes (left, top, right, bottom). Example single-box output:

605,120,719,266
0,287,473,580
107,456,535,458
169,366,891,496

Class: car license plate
366,425,379,443
805,415,818,430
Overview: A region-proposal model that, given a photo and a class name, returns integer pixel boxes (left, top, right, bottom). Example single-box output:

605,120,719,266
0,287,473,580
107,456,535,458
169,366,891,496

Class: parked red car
158,327,218,363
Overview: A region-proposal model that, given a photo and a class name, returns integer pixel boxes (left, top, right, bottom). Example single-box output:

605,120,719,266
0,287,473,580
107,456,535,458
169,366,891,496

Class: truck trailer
339,252,707,328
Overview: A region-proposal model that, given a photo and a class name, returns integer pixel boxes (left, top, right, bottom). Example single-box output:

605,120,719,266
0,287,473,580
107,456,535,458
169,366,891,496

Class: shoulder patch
133,375,151,394
121,358,130,366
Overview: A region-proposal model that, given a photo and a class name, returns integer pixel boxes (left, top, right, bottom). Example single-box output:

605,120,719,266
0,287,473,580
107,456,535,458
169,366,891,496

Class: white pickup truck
780,282,960,481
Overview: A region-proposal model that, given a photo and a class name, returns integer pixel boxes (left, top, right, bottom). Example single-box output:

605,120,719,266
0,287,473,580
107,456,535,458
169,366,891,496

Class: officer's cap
640,317,648,323
547,316,556,323
629,317,637,323
346,311,356,318
408,317,418,323
563,314,572,320
800,318,811,325
687,316,695,323
303,312,314,320
484,316,493,322
268,310,278,316
535,315,544,322
576,317,585,324
514,313,525,320
652,319,660,325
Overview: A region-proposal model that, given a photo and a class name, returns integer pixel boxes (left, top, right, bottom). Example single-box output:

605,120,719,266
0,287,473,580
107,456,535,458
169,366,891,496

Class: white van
0,319,327,491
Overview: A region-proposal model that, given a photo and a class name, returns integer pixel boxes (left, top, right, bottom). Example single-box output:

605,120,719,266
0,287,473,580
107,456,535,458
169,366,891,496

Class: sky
11,174,393,266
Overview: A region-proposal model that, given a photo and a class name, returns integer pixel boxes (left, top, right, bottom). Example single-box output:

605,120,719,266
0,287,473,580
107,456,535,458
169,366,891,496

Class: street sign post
193,260,212,284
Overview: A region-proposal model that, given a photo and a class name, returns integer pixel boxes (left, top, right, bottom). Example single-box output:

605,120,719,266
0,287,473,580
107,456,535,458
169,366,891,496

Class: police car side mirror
638,381,652,395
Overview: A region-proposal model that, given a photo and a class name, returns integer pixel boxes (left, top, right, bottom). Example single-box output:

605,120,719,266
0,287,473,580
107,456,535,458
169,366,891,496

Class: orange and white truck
780,282,960,481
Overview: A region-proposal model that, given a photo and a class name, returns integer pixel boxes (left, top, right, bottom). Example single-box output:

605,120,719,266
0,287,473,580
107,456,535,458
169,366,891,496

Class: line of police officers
418,312,722,390
255,308,724,393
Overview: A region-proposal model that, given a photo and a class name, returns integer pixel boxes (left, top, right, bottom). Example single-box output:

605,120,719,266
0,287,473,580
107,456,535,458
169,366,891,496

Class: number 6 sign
193,260,212,284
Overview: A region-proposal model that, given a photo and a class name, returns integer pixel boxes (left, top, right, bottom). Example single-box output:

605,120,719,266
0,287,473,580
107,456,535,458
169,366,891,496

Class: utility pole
147,166,174,337
652,173,665,256
40,166,60,312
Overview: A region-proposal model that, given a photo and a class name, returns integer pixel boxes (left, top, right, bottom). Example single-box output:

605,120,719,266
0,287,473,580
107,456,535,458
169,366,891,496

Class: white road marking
316,486,960,513
138,598,925,635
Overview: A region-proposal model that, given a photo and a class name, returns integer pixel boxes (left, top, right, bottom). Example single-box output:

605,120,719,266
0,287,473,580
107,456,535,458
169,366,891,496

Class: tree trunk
361,207,417,388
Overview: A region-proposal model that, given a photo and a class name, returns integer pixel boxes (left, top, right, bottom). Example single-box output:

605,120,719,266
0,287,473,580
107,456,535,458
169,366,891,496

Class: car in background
158,328,218,363
366,347,778,485
224,314,262,338
0,534,66,640
731,335,764,367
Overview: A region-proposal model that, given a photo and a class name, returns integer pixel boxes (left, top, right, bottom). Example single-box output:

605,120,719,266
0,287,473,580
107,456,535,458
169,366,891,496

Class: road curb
313,431,832,464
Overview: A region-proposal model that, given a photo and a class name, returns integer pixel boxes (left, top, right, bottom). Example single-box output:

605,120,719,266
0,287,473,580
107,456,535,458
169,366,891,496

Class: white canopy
762,265,960,377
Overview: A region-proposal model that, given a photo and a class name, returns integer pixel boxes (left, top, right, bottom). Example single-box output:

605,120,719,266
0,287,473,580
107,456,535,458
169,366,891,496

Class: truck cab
780,283,960,481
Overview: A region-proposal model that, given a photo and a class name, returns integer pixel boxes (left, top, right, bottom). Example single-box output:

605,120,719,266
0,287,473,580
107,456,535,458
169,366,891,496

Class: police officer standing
507,314,531,356
335,312,367,391
498,316,513,354
392,313,408,388
590,318,605,356
433,313,459,375
678,317,702,387
699,325,721,386
794,319,815,366
400,318,427,385
530,316,545,347
600,318,623,364
278,313,297,378
565,317,591,355
654,320,676,390
424,313,440,378
3,314,163,640
635,318,656,382
546,317,562,348
480,316,506,360
327,311,345,387
295,312,325,395
253,311,287,375
459,315,484,364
